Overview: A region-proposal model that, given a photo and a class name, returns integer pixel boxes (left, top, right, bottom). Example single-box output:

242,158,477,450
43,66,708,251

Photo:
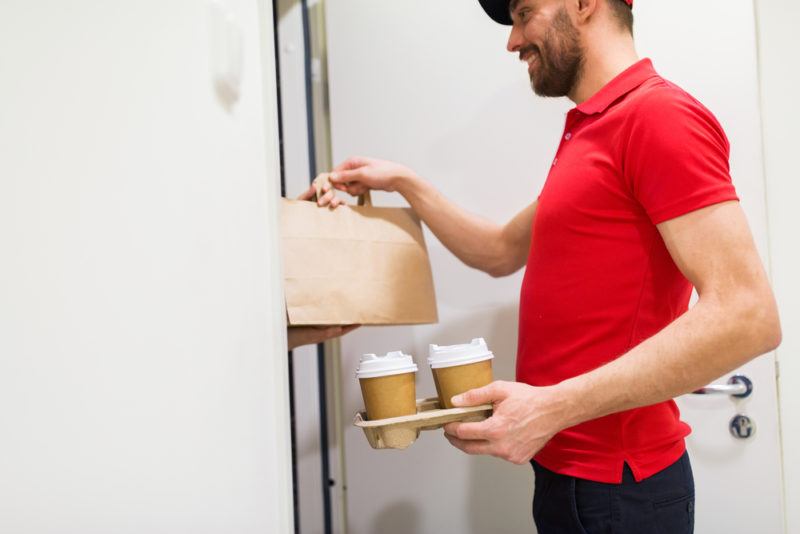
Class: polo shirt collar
575,58,659,115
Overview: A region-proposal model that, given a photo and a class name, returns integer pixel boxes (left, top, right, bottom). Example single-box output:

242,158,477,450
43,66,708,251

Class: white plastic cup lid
356,351,418,379
427,338,494,369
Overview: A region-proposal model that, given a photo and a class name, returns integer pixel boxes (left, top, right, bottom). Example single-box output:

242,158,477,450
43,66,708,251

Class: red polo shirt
517,59,739,483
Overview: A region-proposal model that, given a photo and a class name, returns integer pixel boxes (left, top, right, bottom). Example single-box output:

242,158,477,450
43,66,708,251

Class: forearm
328,157,533,275
557,291,781,430
396,173,526,276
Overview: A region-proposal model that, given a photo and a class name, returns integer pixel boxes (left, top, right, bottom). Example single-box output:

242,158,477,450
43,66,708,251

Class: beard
522,7,584,97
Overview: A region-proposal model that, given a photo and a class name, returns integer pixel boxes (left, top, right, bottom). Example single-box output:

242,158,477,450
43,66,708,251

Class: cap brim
478,0,512,26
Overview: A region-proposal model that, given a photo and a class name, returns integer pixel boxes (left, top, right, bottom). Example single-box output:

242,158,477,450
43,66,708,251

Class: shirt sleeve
623,88,739,224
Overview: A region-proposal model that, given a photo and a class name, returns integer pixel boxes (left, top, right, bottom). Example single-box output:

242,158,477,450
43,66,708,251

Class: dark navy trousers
531,452,695,534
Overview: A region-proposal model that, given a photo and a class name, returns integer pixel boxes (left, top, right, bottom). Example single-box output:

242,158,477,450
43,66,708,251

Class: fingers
296,184,316,201
287,324,360,349
317,188,336,207
286,326,338,349
318,326,351,338
296,169,366,208
329,179,369,197
309,179,346,209
287,326,317,350
329,183,362,196
295,180,338,207
329,196,346,209
320,324,360,338
328,169,363,188
443,420,495,441
444,433,493,456
340,324,360,335
451,380,509,407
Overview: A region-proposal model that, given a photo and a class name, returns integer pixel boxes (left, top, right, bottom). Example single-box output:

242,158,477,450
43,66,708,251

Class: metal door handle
692,375,752,398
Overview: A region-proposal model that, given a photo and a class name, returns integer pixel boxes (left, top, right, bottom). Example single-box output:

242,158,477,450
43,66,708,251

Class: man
317,0,781,532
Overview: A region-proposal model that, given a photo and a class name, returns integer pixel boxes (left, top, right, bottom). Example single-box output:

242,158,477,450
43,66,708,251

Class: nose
506,24,523,53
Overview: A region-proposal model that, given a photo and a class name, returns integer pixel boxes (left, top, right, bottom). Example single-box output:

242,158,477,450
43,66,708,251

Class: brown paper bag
281,177,438,326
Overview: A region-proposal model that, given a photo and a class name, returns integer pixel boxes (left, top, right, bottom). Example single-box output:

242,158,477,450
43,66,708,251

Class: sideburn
533,8,585,98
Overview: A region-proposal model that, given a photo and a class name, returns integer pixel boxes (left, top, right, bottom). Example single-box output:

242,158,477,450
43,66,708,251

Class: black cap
478,0,513,25
478,0,632,25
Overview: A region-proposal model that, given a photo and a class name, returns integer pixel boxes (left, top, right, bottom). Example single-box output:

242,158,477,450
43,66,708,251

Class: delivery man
315,0,781,531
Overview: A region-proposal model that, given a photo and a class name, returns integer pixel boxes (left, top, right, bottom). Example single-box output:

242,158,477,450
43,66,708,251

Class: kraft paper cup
356,351,418,421
428,338,494,409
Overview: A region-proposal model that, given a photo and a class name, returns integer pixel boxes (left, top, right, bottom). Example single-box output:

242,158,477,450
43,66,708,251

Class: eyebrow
509,0,530,19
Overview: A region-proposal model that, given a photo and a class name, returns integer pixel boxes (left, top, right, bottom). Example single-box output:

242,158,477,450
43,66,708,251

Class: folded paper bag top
428,338,494,369
356,351,419,379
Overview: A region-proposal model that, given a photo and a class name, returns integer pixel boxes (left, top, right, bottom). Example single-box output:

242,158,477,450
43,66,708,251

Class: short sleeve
623,88,739,224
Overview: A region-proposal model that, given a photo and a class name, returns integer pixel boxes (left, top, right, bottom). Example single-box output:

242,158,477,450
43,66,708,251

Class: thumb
333,156,372,172
451,381,508,407
329,170,370,196
328,168,363,185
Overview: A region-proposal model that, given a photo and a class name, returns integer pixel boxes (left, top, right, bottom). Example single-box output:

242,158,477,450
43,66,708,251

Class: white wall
0,1,293,532
755,1,800,532
325,1,778,533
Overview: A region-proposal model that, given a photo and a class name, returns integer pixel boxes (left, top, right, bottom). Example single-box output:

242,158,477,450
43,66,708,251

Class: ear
571,0,599,25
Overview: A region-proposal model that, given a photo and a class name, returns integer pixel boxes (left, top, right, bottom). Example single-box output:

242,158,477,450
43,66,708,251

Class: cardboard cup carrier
354,340,494,450
428,338,494,409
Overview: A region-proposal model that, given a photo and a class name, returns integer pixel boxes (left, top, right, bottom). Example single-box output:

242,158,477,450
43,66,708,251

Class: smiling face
507,0,585,98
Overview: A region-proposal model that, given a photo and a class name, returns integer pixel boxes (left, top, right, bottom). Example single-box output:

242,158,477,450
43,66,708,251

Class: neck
568,31,639,105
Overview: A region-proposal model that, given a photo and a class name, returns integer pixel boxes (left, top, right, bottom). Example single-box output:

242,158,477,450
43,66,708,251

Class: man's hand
287,325,359,350
297,175,347,209
328,156,418,197
443,380,571,465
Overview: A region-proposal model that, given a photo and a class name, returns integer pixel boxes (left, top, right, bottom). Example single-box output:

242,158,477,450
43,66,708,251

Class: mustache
519,44,540,62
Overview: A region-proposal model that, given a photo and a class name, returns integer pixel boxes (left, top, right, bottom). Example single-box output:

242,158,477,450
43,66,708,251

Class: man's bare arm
444,200,781,464
399,176,535,277
560,200,781,425
326,156,535,277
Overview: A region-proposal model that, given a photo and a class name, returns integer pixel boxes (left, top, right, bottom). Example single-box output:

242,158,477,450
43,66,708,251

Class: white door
325,1,782,532
756,1,800,533
633,2,784,533
0,1,293,532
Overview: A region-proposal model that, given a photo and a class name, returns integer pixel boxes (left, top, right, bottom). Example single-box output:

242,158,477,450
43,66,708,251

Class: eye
517,8,532,22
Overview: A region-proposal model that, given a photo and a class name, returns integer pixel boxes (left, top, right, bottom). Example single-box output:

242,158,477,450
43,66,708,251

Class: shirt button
564,132,572,140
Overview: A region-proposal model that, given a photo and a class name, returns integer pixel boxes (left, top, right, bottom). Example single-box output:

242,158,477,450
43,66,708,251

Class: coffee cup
428,338,494,409
356,351,418,420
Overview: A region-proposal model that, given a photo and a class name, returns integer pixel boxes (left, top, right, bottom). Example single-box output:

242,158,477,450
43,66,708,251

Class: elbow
487,264,512,278
484,249,525,278
744,291,782,356
761,307,782,354
756,316,782,356
486,259,522,278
